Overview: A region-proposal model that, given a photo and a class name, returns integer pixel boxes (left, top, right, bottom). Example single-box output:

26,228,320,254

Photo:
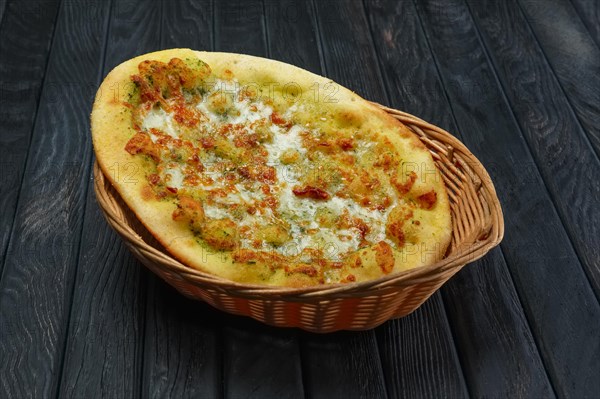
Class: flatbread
91,49,452,287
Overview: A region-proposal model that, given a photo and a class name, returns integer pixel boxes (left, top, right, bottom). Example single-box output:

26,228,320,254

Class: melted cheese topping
135,78,399,260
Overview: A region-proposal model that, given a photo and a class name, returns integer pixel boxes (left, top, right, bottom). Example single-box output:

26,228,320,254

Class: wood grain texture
570,0,600,49
312,0,386,104
465,0,600,301
162,0,212,50
518,0,600,167
366,0,554,396
0,0,59,269
223,318,304,399
417,0,600,397
143,278,222,399
140,1,222,398
301,331,387,399
375,295,467,398
443,252,556,398
0,0,111,397
214,0,266,56
264,0,322,75
363,0,452,130
57,0,163,396
58,213,147,398
0,0,6,26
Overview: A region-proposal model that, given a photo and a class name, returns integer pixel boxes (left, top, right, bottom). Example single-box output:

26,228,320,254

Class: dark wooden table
1,0,599,397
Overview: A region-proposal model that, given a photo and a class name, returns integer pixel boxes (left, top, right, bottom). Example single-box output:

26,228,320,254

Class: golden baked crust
91,49,452,287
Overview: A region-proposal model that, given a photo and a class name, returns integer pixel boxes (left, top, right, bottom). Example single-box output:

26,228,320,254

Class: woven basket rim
93,102,504,299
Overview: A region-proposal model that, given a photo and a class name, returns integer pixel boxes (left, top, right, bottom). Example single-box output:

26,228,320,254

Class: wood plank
143,279,222,398
264,0,322,75
162,0,212,51
141,1,222,398
570,0,600,49
58,223,147,398
416,0,600,396
0,0,6,28
223,317,304,399
363,0,451,130
465,0,600,301
56,0,162,396
519,0,600,157
442,252,556,397
0,0,59,268
312,0,385,103
0,0,111,397
214,0,266,56
375,295,468,398
301,331,387,399
366,0,553,396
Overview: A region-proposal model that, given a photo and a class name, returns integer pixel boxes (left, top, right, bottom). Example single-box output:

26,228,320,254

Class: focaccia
91,49,452,287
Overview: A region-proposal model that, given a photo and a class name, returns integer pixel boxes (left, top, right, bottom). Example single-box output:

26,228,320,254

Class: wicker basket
93,103,504,333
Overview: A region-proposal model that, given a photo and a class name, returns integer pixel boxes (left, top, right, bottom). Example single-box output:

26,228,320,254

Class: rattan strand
93,103,504,332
